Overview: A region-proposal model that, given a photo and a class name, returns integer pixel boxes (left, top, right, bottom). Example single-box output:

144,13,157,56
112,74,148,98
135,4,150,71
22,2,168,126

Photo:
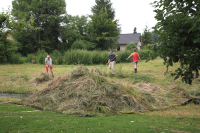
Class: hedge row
3,49,154,65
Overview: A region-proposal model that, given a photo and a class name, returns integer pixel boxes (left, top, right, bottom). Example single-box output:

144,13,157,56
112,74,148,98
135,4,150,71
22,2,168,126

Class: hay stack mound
21,66,192,115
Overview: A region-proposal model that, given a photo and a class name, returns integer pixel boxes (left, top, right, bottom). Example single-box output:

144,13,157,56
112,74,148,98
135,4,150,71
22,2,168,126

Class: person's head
47,55,50,59
110,51,113,55
134,49,137,52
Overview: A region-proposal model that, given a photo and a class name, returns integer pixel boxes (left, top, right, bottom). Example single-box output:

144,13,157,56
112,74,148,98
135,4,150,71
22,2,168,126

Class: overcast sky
0,0,157,34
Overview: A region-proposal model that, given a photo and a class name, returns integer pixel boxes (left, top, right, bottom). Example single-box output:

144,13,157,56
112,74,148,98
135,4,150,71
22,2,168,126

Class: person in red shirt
126,49,142,73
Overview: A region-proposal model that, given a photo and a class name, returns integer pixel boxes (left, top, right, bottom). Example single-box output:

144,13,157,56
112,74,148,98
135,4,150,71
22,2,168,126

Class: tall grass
3,49,154,65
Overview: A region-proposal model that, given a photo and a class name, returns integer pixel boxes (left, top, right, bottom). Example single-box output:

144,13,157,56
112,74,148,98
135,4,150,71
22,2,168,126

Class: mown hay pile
30,72,52,86
21,66,193,115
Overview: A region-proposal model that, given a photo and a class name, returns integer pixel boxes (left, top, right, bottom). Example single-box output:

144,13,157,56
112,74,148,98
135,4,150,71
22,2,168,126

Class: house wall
119,41,142,51
119,44,126,51
137,41,142,50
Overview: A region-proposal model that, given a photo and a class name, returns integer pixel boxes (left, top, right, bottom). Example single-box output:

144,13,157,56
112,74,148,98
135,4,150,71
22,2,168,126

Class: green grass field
0,57,200,132
0,57,199,94
0,102,200,133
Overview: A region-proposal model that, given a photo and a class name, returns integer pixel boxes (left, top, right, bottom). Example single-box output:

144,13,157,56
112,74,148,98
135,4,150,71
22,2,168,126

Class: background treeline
7,48,154,65
0,0,120,62
0,0,158,64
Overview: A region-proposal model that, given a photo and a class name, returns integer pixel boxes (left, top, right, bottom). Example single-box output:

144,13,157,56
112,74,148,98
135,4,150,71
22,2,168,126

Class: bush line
2,49,154,65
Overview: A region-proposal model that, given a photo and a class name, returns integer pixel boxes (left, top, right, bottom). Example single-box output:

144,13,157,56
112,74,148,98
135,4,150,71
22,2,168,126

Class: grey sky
0,0,157,34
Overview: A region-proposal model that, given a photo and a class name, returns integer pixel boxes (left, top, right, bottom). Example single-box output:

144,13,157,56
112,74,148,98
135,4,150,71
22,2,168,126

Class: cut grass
145,104,200,119
0,103,200,133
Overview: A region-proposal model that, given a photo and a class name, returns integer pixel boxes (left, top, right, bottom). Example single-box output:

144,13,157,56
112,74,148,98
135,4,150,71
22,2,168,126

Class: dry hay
138,83,164,93
21,66,193,115
30,72,52,86
137,83,192,109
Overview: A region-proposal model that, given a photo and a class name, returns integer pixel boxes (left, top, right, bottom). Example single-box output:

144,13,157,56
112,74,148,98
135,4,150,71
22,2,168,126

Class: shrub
25,54,37,63
7,53,25,64
64,49,92,65
36,49,48,64
115,50,132,63
50,50,63,65
125,42,138,51
71,40,86,50
142,44,155,50
138,50,153,60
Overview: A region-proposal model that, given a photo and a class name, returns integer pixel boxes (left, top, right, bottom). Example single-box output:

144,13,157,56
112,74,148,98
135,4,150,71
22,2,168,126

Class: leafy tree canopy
90,9,119,50
91,0,115,19
142,25,154,46
12,0,67,54
152,0,200,84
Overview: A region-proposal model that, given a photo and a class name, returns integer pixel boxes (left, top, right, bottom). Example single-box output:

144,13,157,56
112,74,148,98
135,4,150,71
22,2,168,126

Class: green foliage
61,15,94,51
152,30,159,43
71,40,86,50
2,49,153,65
91,0,115,19
50,50,63,65
12,0,67,54
7,53,25,64
115,50,132,63
138,50,154,60
141,25,154,46
0,14,18,63
90,0,120,50
125,42,137,51
90,9,120,50
142,44,155,50
64,50,93,65
36,49,48,65
152,0,200,84
25,54,37,63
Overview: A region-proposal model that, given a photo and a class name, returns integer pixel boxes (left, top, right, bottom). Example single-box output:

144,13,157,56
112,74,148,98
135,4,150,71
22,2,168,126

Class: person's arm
126,53,134,60
115,55,118,59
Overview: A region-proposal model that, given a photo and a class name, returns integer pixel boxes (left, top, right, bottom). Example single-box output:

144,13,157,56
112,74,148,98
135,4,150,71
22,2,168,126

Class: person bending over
45,55,54,78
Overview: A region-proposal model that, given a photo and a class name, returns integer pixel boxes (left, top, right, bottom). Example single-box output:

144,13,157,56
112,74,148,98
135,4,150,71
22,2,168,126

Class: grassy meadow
0,57,200,132
0,57,199,94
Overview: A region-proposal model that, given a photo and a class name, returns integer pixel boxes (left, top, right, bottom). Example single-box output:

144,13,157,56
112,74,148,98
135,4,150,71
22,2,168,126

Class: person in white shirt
45,55,54,78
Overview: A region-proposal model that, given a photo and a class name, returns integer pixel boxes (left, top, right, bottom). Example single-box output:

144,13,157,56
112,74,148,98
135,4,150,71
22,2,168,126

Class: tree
91,0,115,19
71,40,86,50
0,10,36,63
133,27,137,33
141,25,153,46
0,14,17,63
61,15,96,51
152,30,159,43
152,0,200,84
90,0,120,50
12,0,67,54
90,9,119,50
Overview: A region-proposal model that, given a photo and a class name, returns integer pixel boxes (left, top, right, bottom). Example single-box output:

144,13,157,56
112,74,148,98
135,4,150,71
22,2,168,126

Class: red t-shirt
133,52,139,62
